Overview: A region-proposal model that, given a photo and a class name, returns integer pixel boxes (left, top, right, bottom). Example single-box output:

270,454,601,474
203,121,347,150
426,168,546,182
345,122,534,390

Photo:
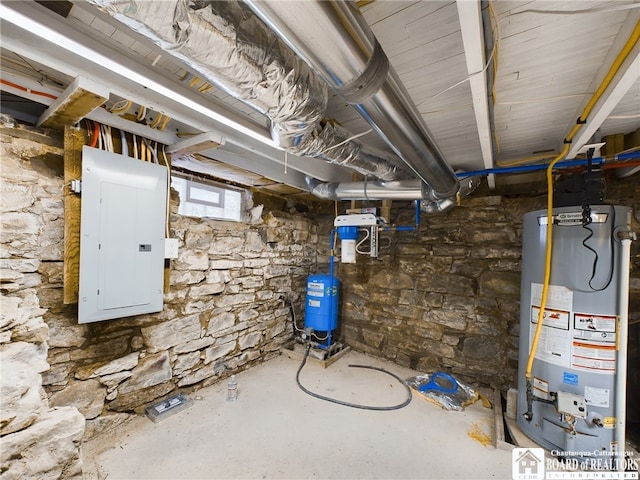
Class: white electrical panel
78,147,167,324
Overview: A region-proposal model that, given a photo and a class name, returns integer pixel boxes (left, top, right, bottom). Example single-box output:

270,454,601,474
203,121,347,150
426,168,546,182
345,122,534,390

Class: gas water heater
517,205,633,459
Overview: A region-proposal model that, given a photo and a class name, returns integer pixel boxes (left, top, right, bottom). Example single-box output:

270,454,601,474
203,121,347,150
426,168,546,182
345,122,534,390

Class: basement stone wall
332,179,640,393
1,119,85,479
0,120,316,455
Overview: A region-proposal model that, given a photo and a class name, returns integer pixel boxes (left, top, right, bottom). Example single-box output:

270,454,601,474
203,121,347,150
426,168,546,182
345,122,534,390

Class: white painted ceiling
1,0,639,198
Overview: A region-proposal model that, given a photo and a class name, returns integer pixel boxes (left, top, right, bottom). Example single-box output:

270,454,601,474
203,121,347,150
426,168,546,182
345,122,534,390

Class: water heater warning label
530,305,571,368
571,312,616,375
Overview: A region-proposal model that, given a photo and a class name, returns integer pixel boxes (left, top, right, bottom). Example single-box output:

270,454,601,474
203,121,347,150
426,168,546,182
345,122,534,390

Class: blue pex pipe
329,229,336,279
381,200,422,232
456,152,640,178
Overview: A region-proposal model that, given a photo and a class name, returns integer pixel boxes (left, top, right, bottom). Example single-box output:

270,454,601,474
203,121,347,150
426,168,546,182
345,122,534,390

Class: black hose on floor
295,344,412,411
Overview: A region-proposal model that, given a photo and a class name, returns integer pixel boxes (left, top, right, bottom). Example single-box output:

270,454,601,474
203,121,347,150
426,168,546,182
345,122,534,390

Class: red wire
89,121,99,148
1,78,58,100
602,160,640,170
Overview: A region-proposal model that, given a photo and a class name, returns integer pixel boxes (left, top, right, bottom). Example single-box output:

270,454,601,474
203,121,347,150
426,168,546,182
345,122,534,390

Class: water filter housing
517,205,630,456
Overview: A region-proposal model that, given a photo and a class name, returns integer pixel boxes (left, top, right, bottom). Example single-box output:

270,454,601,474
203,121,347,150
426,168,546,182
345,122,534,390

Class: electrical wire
0,78,58,100
108,99,132,114
105,125,114,152
142,138,159,164
136,105,146,122
158,114,171,131
417,1,499,110
283,296,305,335
580,206,616,292
296,344,413,411
120,129,128,157
355,228,370,254
89,120,99,148
132,134,138,160
161,145,171,238
141,137,148,162
149,113,164,129
97,124,103,151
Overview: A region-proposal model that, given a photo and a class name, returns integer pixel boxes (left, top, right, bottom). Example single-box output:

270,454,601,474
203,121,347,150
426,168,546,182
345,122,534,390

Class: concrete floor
83,350,513,479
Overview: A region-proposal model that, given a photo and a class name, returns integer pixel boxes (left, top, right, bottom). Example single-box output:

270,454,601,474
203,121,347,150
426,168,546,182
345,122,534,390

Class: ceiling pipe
306,178,427,201
245,0,460,201
306,175,482,213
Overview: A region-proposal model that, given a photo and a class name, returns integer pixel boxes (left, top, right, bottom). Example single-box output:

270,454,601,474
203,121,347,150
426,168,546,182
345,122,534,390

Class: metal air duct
307,175,482,213
244,0,460,201
86,0,408,181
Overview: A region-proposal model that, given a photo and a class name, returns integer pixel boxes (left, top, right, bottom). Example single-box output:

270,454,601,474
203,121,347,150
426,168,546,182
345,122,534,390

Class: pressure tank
517,205,631,459
305,274,339,343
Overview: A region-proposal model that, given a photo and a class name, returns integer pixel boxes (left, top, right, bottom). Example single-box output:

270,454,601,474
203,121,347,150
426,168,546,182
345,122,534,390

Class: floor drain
145,393,194,423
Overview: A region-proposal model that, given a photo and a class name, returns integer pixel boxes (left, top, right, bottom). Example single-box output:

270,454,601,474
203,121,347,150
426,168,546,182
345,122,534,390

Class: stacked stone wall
333,181,640,393
1,120,85,479
0,122,317,451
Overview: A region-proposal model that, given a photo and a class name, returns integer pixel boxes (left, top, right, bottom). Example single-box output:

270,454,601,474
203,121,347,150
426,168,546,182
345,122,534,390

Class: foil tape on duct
87,0,405,181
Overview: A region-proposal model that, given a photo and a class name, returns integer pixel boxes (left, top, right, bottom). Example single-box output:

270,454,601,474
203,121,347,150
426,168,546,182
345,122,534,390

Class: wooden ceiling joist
36,75,108,129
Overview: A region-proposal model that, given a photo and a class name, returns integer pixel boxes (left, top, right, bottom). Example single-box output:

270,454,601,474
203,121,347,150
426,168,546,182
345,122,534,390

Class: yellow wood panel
63,127,85,304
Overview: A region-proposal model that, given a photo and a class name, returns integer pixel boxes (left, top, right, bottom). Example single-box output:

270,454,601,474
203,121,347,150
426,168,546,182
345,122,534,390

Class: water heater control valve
556,391,587,419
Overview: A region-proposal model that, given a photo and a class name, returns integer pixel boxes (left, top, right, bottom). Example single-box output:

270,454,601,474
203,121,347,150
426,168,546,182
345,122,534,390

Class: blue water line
617,151,640,161
381,200,422,232
456,152,640,178
329,229,336,280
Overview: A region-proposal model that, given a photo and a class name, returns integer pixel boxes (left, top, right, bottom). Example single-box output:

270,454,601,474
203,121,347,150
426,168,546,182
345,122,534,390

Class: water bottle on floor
227,375,237,402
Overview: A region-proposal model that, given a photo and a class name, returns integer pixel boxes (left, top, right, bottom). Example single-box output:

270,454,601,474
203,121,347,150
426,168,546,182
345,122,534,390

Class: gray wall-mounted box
78,147,167,324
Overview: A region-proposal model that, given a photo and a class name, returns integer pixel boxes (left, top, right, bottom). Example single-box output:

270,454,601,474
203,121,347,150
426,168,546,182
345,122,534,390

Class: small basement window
172,174,244,221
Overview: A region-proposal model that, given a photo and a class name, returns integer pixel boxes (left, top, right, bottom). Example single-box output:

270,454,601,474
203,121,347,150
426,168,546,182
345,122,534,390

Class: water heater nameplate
537,211,609,225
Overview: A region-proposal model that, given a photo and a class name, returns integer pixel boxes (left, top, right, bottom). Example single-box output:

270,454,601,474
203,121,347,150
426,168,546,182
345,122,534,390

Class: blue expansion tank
304,274,339,334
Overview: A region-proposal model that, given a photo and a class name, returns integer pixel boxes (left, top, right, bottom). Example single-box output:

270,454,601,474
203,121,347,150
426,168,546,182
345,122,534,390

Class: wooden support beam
164,154,173,294
63,126,85,304
166,132,223,155
380,199,392,224
37,75,108,129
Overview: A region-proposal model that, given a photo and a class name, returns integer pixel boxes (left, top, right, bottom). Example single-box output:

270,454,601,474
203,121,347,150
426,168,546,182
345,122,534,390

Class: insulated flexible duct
87,0,407,181
245,0,460,201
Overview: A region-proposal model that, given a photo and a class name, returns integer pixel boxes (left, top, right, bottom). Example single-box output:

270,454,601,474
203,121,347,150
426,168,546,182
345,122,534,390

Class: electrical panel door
78,146,167,324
